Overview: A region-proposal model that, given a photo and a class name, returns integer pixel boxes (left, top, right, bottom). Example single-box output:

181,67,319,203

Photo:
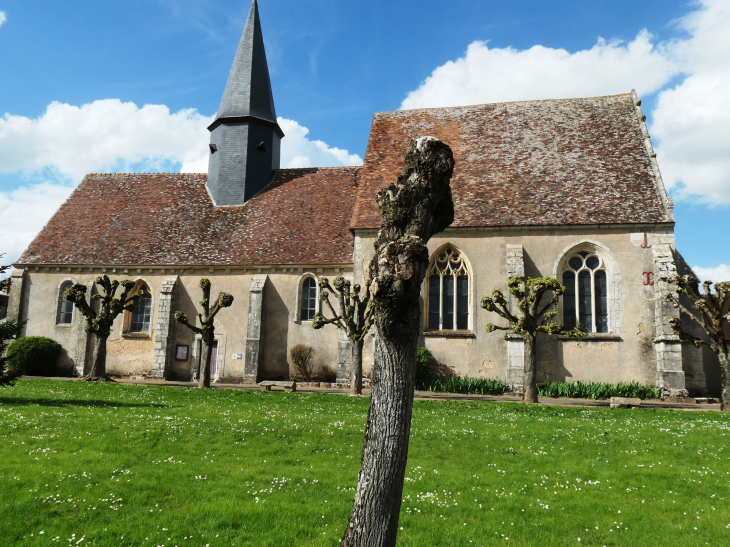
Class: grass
0,380,728,546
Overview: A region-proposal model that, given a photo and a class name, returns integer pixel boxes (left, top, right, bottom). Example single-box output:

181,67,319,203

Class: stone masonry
244,274,267,383
151,276,179,379
652,244,688,397
505,244,525,392
73,280,95,377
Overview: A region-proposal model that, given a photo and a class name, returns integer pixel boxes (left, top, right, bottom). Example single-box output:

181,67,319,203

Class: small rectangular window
58,299,74,324
578,271,592,333
562,271,576,330
456,276,468,330
428,275,440,329
130,296,152,332
442,276,455,330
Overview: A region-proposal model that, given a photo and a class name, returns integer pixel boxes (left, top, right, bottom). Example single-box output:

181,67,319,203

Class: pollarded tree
481,276,584,404
0,260,24,386
664,274,730,411
312,276,373,395
173,278,233,388
63,275,149,381
341,137,455,547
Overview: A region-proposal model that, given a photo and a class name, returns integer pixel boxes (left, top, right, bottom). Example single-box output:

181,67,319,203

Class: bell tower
206,0,284,206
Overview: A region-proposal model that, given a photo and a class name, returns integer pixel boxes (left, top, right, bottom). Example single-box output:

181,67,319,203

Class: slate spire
206,0,284,206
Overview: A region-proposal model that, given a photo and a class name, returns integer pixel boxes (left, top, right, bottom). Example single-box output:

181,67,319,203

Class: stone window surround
552,239,622,338
189,332,227,382
422,243,475,335
294,272,321,324
55,277,77,327
122,278,154,338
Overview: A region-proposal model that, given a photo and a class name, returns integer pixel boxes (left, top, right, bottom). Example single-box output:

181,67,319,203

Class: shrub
318,365,337,382
415,375,506,396
537,380,659,400
6,336,62,376
415,347,433,379
290,344,315,381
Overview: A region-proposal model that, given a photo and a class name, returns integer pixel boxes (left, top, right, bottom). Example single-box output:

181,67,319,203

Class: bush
415,347,433,379
537,380,659,400
290,344,315,381
6,336,62,376
415,375,506,396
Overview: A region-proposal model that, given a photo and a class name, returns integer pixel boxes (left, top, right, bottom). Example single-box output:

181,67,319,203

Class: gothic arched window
300,276,317,321
426,246,471,331
57,281,74,324
562,252,608,333
126,282,152,333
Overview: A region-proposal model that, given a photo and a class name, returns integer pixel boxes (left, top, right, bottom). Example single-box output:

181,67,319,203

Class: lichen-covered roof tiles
17,168,359,266
352,93,673,229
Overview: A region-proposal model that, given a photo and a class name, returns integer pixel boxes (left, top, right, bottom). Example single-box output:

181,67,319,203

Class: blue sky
0,0,728,278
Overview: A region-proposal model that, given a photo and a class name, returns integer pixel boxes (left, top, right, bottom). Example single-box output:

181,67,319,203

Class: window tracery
562,251,608,333
425,246,471,331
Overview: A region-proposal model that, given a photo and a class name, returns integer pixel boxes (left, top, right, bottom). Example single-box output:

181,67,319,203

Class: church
8,1,722,396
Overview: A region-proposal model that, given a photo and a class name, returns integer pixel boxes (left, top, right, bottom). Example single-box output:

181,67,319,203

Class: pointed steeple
210,0,280,129
206,0,284,207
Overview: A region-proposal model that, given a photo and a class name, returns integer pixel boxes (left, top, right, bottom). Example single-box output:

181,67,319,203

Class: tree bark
718,351,729,412
523,333,538,404
350,338,364,395
199,332,213,389
341,136,454,547
342,330,418,546
87,333,109,380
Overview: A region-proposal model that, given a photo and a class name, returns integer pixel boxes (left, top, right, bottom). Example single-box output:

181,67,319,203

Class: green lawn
1,380,729,546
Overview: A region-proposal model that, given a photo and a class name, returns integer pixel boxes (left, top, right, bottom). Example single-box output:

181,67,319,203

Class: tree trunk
199,331,213,389
342,137,454,547
342,329,419,546
86,333,108,380
719,350,729,412
350,338,364,395
523,333,538,404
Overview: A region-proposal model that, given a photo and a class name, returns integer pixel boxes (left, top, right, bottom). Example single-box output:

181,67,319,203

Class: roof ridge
375,92,633,117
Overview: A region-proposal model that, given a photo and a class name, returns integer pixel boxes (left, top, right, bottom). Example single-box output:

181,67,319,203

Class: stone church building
8,1,722,395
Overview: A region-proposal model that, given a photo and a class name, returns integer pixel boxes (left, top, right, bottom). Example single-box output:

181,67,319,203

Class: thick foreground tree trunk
523,334,538,404
718,351,729,412
86,334,109,381
199,333,213,389
350,338,364,396
342,137,454,547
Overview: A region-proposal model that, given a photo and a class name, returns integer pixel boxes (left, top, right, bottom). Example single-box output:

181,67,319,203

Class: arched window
300,277,317,321
426,246,471,331
57,281,74,324
127,282,152,333
562,252,608,333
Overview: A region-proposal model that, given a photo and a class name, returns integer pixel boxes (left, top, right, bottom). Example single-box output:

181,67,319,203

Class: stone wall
352,224,718,392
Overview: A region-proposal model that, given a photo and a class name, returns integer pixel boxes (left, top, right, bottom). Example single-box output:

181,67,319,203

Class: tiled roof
16,168,359,266
352,93,672,229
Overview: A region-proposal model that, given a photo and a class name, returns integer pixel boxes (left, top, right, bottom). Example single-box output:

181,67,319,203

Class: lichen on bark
341,136,454,547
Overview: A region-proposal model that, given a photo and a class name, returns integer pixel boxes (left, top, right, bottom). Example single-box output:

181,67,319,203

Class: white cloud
0,182,75,263
0,11,6,28
400,0,730,207
651,0,730,204
401,30,677,109
0,100,213,181
692,264,730,283
278,117,362,168
0,99,362,262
